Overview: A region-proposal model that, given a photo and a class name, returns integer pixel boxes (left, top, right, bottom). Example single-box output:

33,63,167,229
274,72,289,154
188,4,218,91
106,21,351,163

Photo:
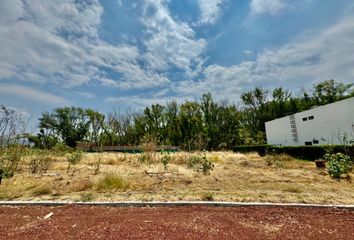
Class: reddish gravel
0,205,353,240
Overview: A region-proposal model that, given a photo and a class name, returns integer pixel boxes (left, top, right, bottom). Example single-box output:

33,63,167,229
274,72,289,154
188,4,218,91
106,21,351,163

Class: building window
308,116,314,120
305,141,312,146
302,117,308,121
313,139,319,144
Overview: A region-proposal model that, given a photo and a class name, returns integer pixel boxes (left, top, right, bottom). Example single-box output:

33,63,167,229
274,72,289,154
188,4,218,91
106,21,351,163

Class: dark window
308,116,314,120
305,141,312,146
302,117,308,121
313,139,319,144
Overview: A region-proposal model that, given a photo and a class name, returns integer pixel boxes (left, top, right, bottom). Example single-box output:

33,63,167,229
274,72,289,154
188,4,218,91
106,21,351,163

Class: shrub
188,153,214,175
32,185,51,196
161,153,171,170
67,150,83,175
29,151,52,174
263,155,284,168
70,179,93,192
95,174,129,191
79,192,94,202
52,142,73,156
324,152,352,178
0,146,26,178
201,192,214,201
138,153,148,163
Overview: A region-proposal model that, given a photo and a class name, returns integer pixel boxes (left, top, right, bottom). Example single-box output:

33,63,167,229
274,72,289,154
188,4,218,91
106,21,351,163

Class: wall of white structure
265,97,354,146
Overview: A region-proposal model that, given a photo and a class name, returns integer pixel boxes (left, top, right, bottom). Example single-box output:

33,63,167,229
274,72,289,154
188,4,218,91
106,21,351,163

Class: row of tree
18,79,354,150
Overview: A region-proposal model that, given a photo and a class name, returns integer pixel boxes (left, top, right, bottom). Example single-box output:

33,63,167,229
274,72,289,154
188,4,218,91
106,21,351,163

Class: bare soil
0,205,353,240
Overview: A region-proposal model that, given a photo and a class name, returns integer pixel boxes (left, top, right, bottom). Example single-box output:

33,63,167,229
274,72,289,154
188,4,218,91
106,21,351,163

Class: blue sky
1,0,354,128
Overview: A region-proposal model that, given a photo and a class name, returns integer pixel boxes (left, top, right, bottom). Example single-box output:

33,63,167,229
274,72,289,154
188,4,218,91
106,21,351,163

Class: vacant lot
1,205,353,240
0,151,353,204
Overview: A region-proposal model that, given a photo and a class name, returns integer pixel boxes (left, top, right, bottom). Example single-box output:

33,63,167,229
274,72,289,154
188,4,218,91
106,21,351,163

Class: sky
1,0,354,127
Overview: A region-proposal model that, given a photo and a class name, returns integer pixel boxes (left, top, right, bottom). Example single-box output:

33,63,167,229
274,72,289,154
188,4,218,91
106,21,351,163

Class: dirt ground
0,205,353,240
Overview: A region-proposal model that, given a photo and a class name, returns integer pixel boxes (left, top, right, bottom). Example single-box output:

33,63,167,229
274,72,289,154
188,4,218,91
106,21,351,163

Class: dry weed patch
0,151,353,204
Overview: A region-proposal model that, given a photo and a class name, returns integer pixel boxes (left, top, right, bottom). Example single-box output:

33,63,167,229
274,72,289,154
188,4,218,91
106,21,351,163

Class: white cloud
174,15,354,100
105,94,193,109
0,84,68,105
250,0,287,15
74,91,95,99
197,0,224,25
141,0,207,76
0,0,169,90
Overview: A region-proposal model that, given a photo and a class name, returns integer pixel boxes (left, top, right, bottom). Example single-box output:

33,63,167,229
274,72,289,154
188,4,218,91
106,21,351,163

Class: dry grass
0,151,353,204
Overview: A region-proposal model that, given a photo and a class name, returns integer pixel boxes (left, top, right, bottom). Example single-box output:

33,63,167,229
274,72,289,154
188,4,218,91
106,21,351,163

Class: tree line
12,79,354,150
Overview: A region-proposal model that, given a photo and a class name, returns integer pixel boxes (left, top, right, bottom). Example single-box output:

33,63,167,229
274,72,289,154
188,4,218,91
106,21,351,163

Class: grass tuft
95,174,129,191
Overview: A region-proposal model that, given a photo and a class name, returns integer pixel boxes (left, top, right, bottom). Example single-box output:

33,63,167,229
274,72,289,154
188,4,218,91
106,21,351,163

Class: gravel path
0,205,353,239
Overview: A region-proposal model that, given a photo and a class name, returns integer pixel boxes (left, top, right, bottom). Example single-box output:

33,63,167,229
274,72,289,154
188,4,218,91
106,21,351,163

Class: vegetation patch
95,174,129,191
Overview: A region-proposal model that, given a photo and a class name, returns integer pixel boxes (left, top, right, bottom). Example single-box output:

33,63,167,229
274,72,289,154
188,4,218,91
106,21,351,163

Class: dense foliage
16,79,354,150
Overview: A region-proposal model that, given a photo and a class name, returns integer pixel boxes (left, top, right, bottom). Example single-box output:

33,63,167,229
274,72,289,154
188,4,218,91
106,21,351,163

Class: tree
241,87,270,136
38,107,101,148
313,79,353,105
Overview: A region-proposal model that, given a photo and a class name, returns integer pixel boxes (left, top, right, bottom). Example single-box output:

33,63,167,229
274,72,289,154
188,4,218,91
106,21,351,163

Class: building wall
265,97,354,146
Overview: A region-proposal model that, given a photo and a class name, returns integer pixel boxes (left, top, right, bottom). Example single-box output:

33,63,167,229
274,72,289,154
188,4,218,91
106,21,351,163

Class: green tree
313,79,353,105
38,107,100,148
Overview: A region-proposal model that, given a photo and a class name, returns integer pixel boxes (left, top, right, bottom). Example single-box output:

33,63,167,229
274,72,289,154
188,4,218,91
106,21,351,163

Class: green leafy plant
138,153,148,163
324,152,352,178
263,155,284,168
67,150,83,175
161,153,171,171
0,146,26,179
187,153,214,175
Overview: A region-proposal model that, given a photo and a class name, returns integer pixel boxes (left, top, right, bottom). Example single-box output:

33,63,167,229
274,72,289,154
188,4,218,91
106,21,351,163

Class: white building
265,97,354,146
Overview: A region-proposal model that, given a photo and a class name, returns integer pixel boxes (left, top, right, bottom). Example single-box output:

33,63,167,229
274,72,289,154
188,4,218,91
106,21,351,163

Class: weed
264,155,284,168
0,146,26,179
138,153,148,163
188,153,214,175
67,150,83,175
32,185,51,196
79,192,94,202
324,152,352,178
285,187,302,194
95,174,129,191
52,143,73,156
201,192,214,201
93,154,102,175
161,153,171,171
70,179,93,192
29,151,52,174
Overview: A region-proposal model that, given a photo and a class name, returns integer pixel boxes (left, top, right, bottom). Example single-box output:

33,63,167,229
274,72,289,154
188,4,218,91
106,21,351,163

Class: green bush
67,150,83,175
161,153,171,170
187,153,214,175
263,155,284,168
324,152,352,178
0,146,26,178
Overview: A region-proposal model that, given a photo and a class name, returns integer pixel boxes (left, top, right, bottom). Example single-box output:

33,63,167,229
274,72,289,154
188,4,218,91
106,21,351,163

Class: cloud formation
0,84,68,105
141,0,206,77
250,0,287,15
0,0,168,89
197,0,224,25
173,15,354,100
